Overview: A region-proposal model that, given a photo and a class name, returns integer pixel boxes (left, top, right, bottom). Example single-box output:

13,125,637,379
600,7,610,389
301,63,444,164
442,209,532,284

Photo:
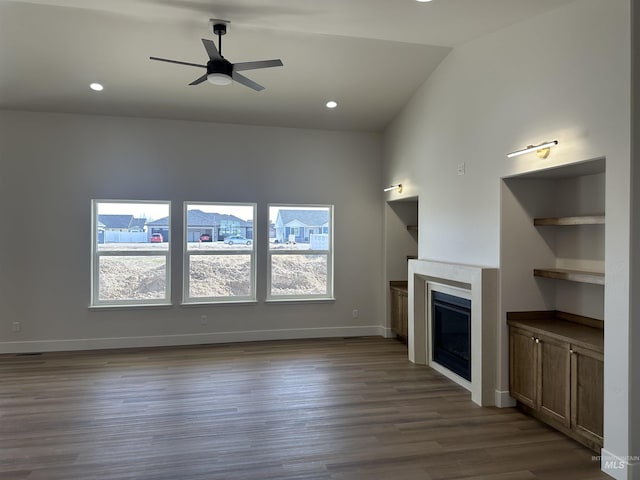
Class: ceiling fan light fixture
151,19,282,91
207,73,232,86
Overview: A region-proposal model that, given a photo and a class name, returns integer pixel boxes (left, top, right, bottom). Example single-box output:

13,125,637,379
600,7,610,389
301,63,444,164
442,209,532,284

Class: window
268,205,333,300
183,203,256,303
91,200,171,306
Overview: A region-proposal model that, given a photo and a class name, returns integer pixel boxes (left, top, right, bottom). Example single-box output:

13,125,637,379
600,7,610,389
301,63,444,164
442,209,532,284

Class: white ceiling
0,0,577,132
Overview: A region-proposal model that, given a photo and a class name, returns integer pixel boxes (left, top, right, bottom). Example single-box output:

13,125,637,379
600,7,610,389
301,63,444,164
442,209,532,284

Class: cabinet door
537,335,571,427
570,344,604,447
509,327,537,408
390,289,401,335
400,291,408,338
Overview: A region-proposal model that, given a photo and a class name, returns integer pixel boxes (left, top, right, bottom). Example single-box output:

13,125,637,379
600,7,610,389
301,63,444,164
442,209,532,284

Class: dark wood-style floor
0,337,608,480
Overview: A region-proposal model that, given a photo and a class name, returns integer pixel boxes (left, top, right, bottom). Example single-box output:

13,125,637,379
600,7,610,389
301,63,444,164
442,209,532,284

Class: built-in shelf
533,215,605,226
533,268,604,286
407,226,418,261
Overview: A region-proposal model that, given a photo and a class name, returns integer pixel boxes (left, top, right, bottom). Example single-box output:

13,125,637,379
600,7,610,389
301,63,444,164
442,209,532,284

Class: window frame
267,204,334,302
90,199,172,308
182,202,257,305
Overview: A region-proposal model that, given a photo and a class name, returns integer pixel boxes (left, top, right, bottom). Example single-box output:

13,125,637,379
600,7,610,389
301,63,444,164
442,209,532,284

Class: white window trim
91,199,171,307
182,202,257,304
267,204,334,301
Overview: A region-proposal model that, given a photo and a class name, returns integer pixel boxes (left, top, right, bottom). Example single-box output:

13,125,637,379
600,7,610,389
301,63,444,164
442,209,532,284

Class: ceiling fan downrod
213,22,227,57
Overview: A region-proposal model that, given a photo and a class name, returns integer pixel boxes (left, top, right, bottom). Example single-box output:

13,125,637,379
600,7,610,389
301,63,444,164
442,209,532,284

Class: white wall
630,0,640,476
385,0,628,264
383,0,635,476
0,110,384,351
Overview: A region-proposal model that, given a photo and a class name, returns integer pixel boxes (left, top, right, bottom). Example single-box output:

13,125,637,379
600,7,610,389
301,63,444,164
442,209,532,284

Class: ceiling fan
150,21,283,92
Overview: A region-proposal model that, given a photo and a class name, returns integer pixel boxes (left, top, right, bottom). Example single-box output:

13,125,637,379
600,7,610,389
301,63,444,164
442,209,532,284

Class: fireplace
408,260,498,406
431,291,471,381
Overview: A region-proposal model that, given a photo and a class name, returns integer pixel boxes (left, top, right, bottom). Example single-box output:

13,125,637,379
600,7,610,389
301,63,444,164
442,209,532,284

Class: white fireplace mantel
408,259,498,406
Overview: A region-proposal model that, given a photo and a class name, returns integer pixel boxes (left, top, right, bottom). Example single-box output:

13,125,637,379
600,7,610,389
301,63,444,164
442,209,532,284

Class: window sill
181,300,258,306
265,297,336,305
89,303,172,310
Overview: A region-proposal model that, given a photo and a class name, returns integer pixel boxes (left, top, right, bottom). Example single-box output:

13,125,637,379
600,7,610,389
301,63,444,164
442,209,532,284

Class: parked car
225,235,252,245
199,233,212,242
150,233,163,243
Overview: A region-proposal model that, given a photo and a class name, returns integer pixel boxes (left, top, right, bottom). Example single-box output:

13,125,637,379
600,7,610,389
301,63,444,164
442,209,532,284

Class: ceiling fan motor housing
207,59,233,77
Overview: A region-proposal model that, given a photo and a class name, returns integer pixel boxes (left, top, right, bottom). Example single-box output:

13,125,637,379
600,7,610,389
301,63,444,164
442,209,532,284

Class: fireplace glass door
432,291,471,381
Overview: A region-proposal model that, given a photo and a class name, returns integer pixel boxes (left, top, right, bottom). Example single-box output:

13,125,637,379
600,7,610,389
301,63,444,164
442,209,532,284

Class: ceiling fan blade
189,74,208,85
202,39,222,61
150,57,206,69
233,59,283,72
232,72,265,91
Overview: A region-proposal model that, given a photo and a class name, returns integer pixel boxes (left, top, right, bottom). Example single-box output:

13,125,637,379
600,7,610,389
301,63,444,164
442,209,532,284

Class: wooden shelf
534,215,605,226
389,280,408,289
533,268,604,286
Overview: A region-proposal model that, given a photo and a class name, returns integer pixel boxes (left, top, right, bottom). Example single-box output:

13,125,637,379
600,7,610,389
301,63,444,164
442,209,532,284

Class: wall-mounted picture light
383,184,403,193
507,140,558,159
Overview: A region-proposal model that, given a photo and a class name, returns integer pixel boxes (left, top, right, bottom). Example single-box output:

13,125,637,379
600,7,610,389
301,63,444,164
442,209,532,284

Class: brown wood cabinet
507,311,603,452
390,282,408,342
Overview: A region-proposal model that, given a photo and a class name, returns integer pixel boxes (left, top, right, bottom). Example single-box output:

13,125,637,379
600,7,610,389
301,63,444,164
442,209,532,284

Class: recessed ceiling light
89,83,104,92
416,0,433,2
326,101,338,109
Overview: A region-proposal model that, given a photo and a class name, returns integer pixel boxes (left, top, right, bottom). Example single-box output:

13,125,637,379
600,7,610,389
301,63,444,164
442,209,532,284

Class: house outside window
268,205,333,300
91,200,171,307
183,203,256,303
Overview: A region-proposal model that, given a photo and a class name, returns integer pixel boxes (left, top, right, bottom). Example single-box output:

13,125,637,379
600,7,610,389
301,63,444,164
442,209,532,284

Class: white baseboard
380,326,396,338
599,448,639,479
0,325,388,354
495,390,517,408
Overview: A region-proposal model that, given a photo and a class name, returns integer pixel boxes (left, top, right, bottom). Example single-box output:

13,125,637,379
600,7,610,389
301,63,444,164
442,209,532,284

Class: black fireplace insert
431,290,471,381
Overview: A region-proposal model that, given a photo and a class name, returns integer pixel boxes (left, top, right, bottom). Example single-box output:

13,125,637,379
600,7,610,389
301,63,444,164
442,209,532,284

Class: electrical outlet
12,321,21,332
352,309,359,319
457,162,466,175
200,315,208,326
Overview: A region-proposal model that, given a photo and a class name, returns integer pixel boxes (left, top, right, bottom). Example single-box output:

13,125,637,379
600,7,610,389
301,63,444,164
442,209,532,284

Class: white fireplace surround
408,259,498,406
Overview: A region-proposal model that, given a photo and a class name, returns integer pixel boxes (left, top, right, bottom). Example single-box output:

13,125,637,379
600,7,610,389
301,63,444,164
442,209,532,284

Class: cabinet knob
531,336,536,341
535,338,540,344
570,349,574,355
